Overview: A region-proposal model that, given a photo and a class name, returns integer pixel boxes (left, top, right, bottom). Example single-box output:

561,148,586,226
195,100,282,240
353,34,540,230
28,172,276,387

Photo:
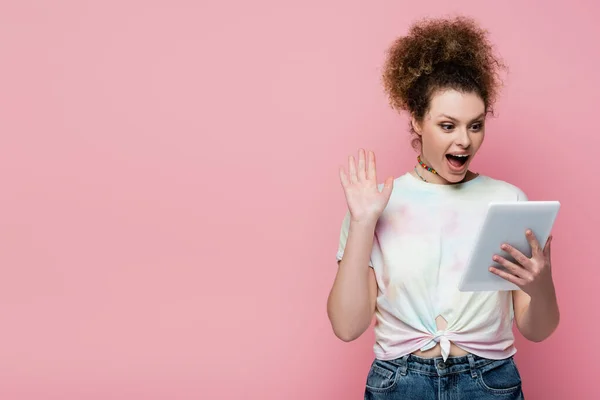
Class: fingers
358,149,367,181
381,176,394,198
339,165,349,188
489,266,525,287
493,254,527,278
526,229,542,256
346,149,375,185
543,234,553,258
367,150,377,181
500,243,532,269
348,154,358,184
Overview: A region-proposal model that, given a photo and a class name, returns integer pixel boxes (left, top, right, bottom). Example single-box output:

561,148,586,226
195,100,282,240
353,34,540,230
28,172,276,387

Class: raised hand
339,149,394,225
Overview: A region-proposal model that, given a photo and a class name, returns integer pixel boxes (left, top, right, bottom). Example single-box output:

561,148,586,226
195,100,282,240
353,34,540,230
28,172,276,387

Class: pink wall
0,1,597,399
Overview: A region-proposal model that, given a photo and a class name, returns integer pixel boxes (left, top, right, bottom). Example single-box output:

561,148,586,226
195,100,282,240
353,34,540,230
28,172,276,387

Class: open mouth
445,154,469,169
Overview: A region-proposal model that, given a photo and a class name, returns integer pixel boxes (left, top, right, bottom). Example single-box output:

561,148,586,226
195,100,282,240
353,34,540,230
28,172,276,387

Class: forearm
518,284,560,342
327,219,377,341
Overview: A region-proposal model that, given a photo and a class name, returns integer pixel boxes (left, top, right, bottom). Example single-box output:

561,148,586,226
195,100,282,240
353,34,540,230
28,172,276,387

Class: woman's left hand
489,230,554,297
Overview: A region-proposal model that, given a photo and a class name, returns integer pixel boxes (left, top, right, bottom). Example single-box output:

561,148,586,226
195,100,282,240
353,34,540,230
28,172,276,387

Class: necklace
414,154,435,182
414,166,427,182
417,155,437,175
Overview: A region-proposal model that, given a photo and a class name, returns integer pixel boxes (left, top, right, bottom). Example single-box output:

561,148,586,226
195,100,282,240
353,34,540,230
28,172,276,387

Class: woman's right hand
339,149,394,225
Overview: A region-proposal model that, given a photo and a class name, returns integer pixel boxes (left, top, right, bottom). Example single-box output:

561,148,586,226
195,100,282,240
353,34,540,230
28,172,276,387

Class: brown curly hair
381,16,506,148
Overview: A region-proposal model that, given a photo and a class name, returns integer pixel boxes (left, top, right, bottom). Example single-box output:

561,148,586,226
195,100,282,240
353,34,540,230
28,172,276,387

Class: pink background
0,1,598,399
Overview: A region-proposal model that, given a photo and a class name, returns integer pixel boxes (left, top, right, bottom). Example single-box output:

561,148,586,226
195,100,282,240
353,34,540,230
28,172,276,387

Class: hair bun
382,15,505,115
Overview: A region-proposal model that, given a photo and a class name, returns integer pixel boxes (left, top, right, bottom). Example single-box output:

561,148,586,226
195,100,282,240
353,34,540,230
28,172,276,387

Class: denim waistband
380,353,512,378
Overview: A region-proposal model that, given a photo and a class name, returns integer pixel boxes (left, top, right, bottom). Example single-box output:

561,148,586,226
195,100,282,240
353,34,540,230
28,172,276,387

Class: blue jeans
364,353,524,399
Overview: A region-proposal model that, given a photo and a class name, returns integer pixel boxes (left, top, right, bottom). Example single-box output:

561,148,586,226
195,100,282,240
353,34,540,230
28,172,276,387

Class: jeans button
437,362,446,369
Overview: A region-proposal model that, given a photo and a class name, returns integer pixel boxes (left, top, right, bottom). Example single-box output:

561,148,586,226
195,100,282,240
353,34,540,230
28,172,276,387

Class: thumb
381,176,394,199
543,234,553,258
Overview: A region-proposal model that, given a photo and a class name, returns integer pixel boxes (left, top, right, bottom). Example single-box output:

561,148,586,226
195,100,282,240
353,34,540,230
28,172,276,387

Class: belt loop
399,355,409,376
467,354,477,379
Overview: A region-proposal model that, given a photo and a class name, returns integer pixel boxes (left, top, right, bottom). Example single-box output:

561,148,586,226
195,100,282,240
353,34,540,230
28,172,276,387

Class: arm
491,232,560,342
328,149,393,342
513,286,560,342
327,218,378,342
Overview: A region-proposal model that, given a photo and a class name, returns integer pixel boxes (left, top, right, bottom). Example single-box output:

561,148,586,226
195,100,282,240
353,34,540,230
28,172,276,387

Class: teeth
451,154,468,157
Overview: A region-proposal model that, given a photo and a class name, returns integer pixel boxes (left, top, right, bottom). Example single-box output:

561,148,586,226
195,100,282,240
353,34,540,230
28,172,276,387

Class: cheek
422,128,449,154
472,133,485,152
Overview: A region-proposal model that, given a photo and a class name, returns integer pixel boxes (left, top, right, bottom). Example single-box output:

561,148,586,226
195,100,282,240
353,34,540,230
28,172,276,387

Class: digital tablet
458,201,561,292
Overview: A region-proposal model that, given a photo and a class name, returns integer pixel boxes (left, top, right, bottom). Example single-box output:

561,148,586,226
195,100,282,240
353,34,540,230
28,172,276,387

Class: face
412,89,486,184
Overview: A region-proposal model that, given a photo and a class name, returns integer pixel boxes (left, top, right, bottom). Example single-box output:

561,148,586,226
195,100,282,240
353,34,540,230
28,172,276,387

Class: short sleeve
336,210,374,267
516,188,528,202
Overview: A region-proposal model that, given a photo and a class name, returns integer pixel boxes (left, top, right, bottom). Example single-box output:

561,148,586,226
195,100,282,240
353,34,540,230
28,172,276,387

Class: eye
440,123,454,132
470,122,484,131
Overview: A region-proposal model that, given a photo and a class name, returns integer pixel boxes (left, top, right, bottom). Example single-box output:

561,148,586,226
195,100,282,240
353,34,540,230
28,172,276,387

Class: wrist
349,217,378,229
529,278,557,301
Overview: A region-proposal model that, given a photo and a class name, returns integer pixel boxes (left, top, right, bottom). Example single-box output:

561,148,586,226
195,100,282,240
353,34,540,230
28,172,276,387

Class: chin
439,165,472,183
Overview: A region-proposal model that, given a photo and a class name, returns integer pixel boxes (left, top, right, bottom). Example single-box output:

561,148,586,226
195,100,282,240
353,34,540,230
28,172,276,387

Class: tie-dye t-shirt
336,172,528,361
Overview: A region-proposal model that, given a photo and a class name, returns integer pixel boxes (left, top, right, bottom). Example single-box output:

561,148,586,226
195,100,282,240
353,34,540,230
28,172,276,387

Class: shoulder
475,174,528,201
376,173,420,200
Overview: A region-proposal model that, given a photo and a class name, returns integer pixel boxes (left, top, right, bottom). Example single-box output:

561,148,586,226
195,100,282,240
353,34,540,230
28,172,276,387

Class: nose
456,128,472,148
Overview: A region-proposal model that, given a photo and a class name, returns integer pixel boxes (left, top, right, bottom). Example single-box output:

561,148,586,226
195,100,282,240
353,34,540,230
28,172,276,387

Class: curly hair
381,16,506,148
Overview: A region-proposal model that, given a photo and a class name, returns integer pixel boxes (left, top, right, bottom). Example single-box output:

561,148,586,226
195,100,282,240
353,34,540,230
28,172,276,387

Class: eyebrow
438,113,485,123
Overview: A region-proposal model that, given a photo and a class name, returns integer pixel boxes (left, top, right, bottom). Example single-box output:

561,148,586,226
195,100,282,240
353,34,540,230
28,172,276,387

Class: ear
411,116,422,136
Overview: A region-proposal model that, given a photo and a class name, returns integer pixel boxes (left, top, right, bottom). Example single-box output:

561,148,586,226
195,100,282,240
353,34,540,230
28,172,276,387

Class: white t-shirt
336,172,528,361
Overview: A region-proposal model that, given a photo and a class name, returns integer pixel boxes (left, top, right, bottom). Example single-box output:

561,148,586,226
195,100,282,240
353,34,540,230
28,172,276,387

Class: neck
416,165,451,184
417,154,446,184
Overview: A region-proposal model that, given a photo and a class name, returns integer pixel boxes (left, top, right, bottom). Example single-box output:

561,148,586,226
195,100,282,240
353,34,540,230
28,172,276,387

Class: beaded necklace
417,155,437,175
414,155,437,182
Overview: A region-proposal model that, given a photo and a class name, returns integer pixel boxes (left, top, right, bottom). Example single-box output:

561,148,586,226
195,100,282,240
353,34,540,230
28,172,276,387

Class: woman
327,16,560,400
